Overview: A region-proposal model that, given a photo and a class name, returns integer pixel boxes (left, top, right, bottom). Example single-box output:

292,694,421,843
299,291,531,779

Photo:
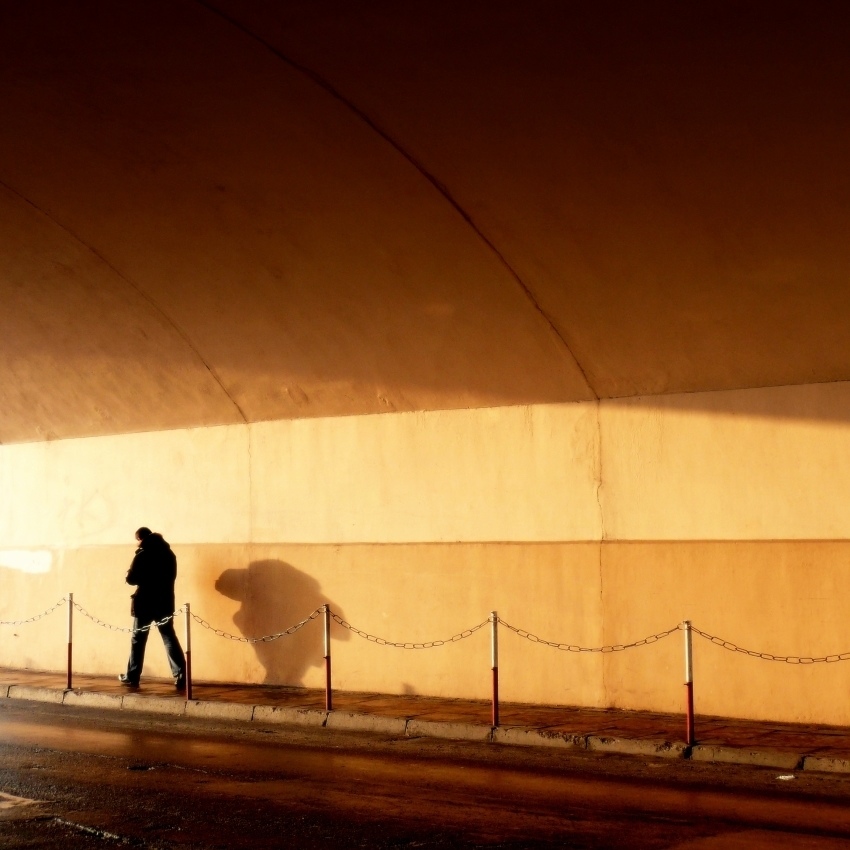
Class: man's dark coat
126,533,177,623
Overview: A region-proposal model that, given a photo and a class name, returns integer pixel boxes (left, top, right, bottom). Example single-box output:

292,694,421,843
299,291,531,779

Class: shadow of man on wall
214,560,348,686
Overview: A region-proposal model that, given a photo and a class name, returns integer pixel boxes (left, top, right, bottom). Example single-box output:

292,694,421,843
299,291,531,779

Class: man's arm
126,550,144,586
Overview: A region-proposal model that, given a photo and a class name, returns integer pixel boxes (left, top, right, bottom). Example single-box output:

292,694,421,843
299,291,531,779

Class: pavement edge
4,684,850,773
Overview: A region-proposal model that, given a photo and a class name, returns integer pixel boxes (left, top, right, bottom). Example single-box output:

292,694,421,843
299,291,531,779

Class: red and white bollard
684,619,695,746
490,610,499,727
184,602,193,701
324,604,333,711
66,592,73,690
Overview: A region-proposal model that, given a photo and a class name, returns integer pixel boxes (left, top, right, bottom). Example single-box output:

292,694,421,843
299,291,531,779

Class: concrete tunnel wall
5,384,850,724
2,1,850,724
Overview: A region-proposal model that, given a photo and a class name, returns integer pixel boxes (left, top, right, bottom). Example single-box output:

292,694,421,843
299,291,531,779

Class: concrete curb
690,744,802,770
407,718,492,742
252,705,329,726
802,755,850,773
587,736,687,759
121,693,186,716
325,711,408,736
8,685,65,704
64,690,124,711
492,727,586,750
186,700,254,722
4,685,850,773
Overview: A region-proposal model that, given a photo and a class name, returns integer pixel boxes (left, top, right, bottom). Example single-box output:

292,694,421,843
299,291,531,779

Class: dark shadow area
215,560,348,686
10,0,850,446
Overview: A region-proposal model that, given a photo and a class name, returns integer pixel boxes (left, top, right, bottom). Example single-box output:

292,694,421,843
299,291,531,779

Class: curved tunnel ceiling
1,0,849,443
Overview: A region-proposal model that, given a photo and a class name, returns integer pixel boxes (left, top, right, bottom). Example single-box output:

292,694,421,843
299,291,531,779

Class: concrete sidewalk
3,667,850,773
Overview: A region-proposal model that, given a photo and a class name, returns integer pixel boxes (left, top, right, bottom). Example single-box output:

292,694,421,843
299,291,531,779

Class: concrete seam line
191,1,597,398
0,178,248,424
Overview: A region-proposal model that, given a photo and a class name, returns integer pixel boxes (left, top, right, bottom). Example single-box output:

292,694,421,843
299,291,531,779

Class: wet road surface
2,701,850,848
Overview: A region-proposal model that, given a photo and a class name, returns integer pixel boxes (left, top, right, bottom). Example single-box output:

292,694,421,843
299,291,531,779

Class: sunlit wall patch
0,549,53,574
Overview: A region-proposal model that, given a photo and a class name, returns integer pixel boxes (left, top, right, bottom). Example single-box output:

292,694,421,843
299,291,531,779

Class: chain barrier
0,596,67,626
692,626,850,664
328,611,489,648
72,601,185,635
9,595,850,665
499,619,682,652
190,607,323,643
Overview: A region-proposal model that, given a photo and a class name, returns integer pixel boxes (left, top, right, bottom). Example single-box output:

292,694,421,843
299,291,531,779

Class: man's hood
140,532,170,551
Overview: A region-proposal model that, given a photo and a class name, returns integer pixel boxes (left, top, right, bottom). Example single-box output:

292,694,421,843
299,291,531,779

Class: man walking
119,527,186,690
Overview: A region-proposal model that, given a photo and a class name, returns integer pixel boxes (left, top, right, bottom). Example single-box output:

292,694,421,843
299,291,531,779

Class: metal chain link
329,612,489,648
190,607,323,643
14,595,850,666
499,619,682,652
73,600,185,634
692,626,850,664
0,596,68,626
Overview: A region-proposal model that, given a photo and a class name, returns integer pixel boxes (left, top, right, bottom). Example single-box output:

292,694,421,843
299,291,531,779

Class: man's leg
157,618,186,683
125,619,150,684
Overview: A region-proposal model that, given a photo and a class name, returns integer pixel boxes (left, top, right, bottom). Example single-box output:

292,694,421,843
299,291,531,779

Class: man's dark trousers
127,617,185,683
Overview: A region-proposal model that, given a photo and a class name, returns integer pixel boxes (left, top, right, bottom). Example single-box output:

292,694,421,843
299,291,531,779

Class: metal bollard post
324,604,332,711
67,592,73,690
184,602,193,701
490,611,499,727
684,620,695,746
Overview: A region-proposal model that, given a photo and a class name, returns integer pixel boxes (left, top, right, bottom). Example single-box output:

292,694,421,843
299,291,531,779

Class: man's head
135,527,152,544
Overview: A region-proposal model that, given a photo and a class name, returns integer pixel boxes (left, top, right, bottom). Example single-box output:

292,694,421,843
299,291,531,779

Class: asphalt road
2,700,850,849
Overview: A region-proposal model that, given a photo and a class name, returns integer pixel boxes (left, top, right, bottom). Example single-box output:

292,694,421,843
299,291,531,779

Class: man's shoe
118,674,139,687
174,676,186,692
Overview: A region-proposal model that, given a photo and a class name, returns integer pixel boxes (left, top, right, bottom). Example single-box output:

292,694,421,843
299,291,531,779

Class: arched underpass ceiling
1,0,849,443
